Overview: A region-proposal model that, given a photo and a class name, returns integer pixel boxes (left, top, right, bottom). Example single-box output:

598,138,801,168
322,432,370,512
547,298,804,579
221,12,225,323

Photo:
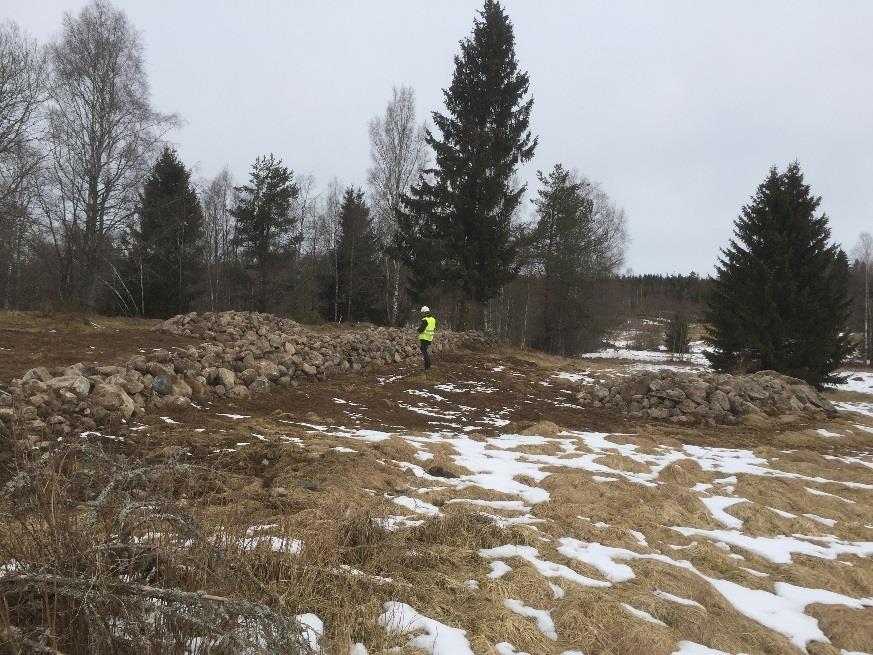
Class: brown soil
0,310,197,383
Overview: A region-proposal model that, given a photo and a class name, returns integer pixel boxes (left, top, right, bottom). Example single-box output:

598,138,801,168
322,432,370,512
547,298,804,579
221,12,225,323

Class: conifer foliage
396,0,536,321
705,162,850,386
136,146,203,318
335,187,382,323
231,154,300,312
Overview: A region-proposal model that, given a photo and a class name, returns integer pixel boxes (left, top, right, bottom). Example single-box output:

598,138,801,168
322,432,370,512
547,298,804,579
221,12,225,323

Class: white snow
504,598,557,640
479,544,611,588
834,401,873,418
671,527,873,563
621,603,667,627
487,560,512,579
654,590,704,609
817,428,842,438
581,348,708,366
341,429,393,442
829,371,873,394
553,371,594,383
238,536,302,555
495,643,531,655
390,495,441,516
700,496,747,529
803,513,837,527
768,507,797,519
377,515,426,531
378,602,473,655
629,530,649,547
215,413,250,420
739,567,769,577
555,539,636,582
295,613,323,652
549,582,565,599
704,578,870,652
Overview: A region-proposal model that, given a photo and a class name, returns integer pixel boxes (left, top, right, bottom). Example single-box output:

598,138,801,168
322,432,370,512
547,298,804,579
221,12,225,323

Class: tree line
0,0,628,356
0,0,866,383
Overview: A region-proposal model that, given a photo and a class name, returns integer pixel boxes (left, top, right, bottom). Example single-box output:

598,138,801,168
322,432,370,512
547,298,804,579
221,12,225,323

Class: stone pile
0,311,489,444
574,369,836,425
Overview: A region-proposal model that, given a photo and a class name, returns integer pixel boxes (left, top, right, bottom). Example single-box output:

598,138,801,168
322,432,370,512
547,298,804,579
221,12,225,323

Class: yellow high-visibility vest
421,316,437,342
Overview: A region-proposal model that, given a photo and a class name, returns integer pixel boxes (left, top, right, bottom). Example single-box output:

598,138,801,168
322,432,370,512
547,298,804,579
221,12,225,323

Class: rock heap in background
574,369,836,425
0,311,489,443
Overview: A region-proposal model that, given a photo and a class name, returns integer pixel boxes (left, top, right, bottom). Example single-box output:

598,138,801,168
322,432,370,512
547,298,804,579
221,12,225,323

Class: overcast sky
7,0,873,274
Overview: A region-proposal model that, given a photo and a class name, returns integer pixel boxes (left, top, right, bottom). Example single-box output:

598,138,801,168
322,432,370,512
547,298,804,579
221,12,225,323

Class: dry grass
3,336,873,653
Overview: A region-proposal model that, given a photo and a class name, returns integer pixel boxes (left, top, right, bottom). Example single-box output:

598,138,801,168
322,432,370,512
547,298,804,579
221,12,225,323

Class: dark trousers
420,339,431,369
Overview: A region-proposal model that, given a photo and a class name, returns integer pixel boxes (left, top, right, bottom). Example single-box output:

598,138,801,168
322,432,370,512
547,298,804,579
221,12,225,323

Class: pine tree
231,154,299,312
705,162,850,386
137,146,203,318
395,0,536,325
332,188,382,323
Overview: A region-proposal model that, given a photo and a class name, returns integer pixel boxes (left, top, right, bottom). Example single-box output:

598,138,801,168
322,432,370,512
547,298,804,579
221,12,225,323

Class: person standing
417,306,437,370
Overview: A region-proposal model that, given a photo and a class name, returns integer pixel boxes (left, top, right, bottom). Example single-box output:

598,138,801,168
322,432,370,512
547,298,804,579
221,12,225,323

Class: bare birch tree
0,21,46,212
320,180,344,322
0,22,47,308
367,86,427,324
201,169,236,310
0,145,42,309
853,232,873,365
41,0,175,310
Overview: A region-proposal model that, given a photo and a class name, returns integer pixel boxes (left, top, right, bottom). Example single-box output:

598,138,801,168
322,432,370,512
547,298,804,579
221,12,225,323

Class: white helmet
420,306,430,313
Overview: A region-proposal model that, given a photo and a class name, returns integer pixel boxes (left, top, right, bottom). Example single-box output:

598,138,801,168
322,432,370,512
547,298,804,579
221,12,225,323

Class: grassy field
0,311,872,654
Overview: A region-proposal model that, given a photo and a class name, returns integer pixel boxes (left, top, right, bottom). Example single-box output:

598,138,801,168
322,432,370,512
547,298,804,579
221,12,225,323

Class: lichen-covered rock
45,375,91,398
216,367,235,389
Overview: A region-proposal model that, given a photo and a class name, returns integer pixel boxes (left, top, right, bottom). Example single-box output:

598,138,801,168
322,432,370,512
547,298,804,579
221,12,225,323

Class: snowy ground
64,349,873,654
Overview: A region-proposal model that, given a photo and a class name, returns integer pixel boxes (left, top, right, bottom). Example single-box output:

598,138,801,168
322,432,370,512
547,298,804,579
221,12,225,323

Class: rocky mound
154,310,306,342
0,311,488,444
574,369,836,425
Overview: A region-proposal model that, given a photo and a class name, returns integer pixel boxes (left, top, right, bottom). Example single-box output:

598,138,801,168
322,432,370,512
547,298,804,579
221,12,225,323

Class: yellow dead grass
19,345,872,655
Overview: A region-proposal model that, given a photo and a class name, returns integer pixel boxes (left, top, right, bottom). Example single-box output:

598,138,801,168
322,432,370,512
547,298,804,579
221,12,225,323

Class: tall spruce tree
395,0,536,325
705,162,850,386
137,146,203,318
231,154,299,312
332,187,382,323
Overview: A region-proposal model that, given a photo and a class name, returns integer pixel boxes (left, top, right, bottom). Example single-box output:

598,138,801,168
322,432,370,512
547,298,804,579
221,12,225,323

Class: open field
1,312,872,654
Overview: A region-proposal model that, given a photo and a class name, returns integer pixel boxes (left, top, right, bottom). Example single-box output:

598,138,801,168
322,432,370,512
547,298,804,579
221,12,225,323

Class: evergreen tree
705,162,850,386
330,187,382,323
137,146,203,318
531,165,594,354
396,0,536,324
231,154,299,312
